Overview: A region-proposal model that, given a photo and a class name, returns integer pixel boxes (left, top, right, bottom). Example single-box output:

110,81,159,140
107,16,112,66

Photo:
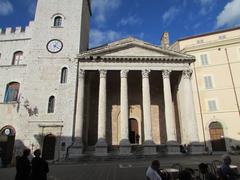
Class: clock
47,39,63,53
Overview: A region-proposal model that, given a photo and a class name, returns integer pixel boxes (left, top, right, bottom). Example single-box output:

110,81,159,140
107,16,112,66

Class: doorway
209,122,226,152
0,126,15,166
42,134,56,160
129,118,139,144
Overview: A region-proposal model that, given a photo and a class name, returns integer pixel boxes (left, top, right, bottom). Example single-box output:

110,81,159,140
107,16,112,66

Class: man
220,155,239,180
198,163,217,180
146,160,162,180
15,149,31,180
31,149,49,180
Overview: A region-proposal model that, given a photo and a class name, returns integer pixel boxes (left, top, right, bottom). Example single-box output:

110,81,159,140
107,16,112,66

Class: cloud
162,6,180,25
196,0,216,15
0,0,13,16
117,16,142,26
92,0,122,23
216,0,240,28
90,29,124,47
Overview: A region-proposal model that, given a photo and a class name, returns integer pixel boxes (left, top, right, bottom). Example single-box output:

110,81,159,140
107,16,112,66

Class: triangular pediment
79,37,194,60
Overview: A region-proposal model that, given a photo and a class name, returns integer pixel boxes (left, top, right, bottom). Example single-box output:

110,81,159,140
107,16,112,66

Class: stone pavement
1,155,240,180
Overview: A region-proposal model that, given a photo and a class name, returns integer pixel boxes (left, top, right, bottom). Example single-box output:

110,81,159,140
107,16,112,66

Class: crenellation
0,22,33,41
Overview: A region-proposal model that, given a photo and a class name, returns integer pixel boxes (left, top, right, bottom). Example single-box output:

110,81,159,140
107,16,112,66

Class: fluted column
120,70,130,145
68,69,85,157
142,70,153,143
96,70,107,146
162,70,177,142
74,69,85,145
182,70,199,143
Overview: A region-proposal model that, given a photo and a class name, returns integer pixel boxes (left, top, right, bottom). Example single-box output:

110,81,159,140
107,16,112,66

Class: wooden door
42,134,56,160
129,119,139,144
209,122,226,151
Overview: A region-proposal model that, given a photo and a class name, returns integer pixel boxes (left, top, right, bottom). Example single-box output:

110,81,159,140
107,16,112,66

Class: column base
95,139,108,156
143,140,157,155
188,142,205,155
119,139,131,155
166,141,180,155
68,143,83,158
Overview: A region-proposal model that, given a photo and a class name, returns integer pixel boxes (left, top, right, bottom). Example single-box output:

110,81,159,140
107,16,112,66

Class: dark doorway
42,134,56,160
129,118,139,144
0,126,15,166
209,122,226,152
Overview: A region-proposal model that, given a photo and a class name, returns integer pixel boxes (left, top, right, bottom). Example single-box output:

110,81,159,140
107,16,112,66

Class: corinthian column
141,70,156,154
68,69,85,157
162,70,177,142
142,70,153,143
119,70,131,154
95,70,108,155
182,70,199,143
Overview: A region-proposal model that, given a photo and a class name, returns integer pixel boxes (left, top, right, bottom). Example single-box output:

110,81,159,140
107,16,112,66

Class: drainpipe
224,48,240,117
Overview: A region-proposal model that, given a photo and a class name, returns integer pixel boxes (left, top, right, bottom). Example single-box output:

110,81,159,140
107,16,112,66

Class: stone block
68,145,83,158
166,142,180,155
188,142,205,155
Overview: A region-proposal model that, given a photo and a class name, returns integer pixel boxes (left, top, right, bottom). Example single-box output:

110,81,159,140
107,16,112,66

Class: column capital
162,70,172,79
183,69,193,79
142,69,151,78
120,70,129,78
99,69,107,78
79,69,85,78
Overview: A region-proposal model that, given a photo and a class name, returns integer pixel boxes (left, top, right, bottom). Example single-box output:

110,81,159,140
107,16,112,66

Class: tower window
54,16,62,27
12,51,23,65
4,82,20,103
48,96,55,113
60,67,68,84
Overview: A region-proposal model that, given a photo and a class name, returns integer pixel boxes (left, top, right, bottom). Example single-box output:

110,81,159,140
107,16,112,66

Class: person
0,146,2,168
31,149,49,180
146,160,162,180
197,163,217,180
15,148,31,180
178,169,193,180
219,155,240,180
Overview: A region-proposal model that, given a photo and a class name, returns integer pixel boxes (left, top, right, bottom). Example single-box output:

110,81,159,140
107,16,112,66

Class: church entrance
42,134,56,160
129,118,139,144
0,126,15,166
209,122,226,152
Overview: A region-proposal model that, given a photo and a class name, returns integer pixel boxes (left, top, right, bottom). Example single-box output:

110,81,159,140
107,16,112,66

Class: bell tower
31,0,91,57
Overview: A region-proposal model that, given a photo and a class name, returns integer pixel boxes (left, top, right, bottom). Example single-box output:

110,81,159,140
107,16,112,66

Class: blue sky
1,0,240,48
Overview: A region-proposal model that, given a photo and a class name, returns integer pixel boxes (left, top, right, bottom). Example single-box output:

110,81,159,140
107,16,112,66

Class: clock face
47,39,63,53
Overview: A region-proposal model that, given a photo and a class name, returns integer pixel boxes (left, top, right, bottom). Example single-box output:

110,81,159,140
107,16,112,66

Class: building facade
171,27,240,153
1,0,239,164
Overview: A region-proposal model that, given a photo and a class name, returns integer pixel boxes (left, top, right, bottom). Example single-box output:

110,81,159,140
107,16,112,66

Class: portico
69,37,203,157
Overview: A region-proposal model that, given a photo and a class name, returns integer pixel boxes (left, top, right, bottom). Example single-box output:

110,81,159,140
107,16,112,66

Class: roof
178,26,240,41
80,36,194,60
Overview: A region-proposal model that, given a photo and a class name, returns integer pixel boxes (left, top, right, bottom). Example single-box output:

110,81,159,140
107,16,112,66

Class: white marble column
119,70,131,154
182,70,199,143
120,70,130,144
95,70,108,155
162,70,177,143
68,69,85,157
96,70,107,145
142,70,153,143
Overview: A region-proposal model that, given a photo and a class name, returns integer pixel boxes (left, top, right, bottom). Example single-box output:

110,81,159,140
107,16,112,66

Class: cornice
77,56,195,63
182,37,240,53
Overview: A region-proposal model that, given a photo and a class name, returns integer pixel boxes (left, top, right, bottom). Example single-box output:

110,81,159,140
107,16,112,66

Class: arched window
4,82,20,103
60,67,68,83
12,51,23,65
54,16,62,27
48,96,55,113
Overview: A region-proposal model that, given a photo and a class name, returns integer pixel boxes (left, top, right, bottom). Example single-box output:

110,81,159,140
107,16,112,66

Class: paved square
1,155,240,180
